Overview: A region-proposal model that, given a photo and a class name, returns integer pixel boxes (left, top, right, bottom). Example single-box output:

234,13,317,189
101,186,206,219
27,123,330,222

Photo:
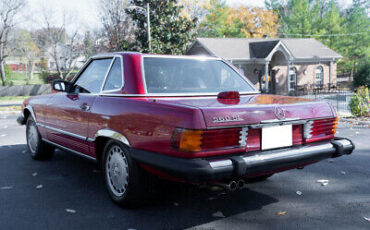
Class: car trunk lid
154,94,334,128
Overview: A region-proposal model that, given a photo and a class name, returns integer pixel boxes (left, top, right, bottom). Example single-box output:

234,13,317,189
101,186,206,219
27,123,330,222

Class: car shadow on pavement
1,144,279,230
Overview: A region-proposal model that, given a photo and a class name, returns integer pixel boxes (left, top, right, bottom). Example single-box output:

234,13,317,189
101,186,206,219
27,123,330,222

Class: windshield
143,57,255,94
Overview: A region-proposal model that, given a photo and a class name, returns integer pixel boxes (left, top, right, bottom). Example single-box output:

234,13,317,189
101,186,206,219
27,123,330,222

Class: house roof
189,38,342,61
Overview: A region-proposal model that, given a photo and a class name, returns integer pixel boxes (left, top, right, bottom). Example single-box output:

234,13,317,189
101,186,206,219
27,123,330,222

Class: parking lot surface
0,113,369,230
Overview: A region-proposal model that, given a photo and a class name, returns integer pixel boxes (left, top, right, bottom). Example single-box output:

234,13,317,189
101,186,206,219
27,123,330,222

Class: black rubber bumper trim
131,138,355,182
130,149,221,181
16,115,26,125
331,137,355,157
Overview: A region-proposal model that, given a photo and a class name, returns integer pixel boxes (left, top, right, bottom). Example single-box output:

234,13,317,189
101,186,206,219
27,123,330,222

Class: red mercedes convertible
17,52,354,207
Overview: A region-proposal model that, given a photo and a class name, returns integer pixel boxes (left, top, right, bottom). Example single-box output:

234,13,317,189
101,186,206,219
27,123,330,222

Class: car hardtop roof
91,52,222,61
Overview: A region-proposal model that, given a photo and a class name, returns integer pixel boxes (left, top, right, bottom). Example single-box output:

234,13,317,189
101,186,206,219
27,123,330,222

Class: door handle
80,104,90,111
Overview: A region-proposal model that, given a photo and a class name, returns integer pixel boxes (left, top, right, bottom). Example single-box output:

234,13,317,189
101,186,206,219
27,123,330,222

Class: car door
44,57,114,157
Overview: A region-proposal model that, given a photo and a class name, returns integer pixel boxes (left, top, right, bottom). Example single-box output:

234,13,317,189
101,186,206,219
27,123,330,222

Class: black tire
26,116,54,160
102,140,146,208
245,174,274,183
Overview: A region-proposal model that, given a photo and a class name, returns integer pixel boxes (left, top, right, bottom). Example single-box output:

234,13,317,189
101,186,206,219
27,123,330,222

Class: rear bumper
131,137,355,182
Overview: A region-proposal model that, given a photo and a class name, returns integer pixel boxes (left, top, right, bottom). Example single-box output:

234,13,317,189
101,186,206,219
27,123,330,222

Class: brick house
186,38,342,95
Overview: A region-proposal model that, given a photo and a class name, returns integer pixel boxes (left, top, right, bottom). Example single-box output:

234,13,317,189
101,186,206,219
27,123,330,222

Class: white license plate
262,125,292,150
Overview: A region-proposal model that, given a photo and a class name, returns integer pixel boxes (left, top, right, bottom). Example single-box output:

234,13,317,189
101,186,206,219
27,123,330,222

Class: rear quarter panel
88,96,206,156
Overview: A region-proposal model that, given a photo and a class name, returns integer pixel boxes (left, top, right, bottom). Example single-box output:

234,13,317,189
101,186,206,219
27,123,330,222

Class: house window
289,67,297,91
315,66,323,88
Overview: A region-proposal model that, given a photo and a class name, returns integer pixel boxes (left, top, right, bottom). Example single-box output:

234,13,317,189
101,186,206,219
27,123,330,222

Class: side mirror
52,80,72,93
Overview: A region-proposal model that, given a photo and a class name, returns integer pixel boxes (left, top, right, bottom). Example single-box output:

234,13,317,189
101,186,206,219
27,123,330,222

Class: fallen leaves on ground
36,184,43,189
212,211,225,218
277,211,287,216
0,186,13,190
317,179,329,186
65,209,76,214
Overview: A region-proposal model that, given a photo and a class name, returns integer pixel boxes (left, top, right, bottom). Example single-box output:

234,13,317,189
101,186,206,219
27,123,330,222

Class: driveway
0,113,369,230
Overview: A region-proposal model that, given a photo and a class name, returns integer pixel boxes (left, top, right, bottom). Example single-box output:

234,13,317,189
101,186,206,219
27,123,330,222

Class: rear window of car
143,57,255,94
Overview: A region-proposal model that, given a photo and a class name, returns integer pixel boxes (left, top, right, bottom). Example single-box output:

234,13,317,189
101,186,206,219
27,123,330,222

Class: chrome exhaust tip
212,181,238,192
229,181,237,192
237,179,246,190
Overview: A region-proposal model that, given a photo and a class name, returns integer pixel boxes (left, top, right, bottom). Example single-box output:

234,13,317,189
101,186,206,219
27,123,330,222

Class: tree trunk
55,61,63,79
29,61,35,80
0,60,6,86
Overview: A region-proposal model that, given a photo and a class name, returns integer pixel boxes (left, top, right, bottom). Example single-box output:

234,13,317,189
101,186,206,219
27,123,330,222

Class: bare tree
0,0,25,86
19,30,40,80
39,8,83,80
99,0,134,51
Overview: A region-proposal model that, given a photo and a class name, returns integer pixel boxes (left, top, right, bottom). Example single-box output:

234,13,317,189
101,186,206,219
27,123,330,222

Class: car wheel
245,174,274,183
26,116,54,160
103,140,145,207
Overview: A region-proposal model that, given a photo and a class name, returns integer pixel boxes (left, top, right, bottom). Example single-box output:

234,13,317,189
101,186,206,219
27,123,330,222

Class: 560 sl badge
212,115,244,123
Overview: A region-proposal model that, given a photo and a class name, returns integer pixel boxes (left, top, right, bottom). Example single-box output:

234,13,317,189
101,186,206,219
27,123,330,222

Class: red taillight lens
171,128,242,152
246,128,261,152
293,125,303,145
202,128,242,149
304,117,337,143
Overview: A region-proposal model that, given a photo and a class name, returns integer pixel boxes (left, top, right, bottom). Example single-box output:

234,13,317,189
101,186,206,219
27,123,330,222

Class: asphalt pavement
0,113,369,230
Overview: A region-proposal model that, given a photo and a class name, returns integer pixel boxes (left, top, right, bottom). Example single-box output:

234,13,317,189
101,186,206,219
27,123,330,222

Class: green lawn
0,96,30,102
6,72,45,85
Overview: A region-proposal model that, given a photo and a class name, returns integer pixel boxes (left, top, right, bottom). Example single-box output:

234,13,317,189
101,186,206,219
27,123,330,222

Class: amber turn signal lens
171,129,203,152
179,130,203,152
332,117,338,134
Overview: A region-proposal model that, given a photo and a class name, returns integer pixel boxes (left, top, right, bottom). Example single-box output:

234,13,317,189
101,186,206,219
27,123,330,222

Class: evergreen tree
125,0,196,54
339,0,370,76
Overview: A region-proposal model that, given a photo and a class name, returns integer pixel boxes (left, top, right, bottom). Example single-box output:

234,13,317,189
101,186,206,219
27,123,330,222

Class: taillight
246,128,261,152
171,128,242,152
304,117,337,143
293,125,303,145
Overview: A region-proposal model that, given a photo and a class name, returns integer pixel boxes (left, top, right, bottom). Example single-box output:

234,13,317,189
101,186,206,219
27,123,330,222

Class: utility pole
146,3,151,53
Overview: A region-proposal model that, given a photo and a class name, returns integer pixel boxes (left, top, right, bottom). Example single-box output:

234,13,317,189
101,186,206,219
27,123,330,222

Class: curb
0,101,22,107
0,111,20,115
0,103,22,107
340,118,370,126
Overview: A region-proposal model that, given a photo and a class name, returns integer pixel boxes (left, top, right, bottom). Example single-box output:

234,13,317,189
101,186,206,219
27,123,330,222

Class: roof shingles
192,38,342,60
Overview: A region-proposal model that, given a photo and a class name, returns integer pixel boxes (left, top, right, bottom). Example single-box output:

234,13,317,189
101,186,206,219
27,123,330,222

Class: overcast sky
23,0,354,32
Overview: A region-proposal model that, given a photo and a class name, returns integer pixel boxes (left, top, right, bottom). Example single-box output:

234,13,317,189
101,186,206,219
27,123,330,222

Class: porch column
264,62,269,93
329,61,333,85
287,61,290,94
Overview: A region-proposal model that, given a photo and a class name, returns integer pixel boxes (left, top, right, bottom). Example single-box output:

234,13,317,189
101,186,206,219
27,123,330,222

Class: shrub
5,80,14,86
4,64,11,76
350,86,369,117
3,65,13,86
39,71,61,83
353,62,370,88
